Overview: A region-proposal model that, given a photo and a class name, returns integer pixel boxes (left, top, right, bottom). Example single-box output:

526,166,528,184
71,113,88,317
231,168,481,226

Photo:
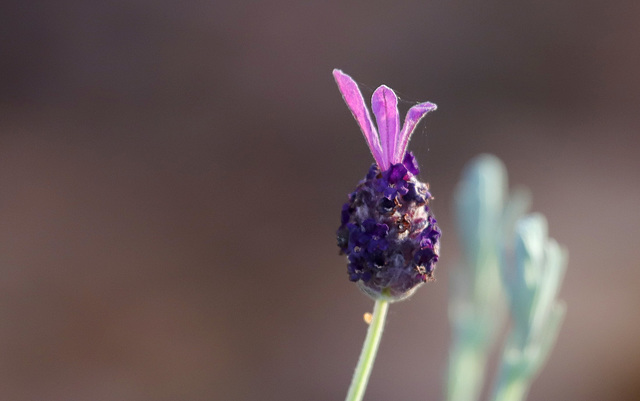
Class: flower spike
334,69,441,302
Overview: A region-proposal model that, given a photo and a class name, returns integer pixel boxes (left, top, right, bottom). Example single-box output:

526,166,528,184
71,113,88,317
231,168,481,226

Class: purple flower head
334,69,441,302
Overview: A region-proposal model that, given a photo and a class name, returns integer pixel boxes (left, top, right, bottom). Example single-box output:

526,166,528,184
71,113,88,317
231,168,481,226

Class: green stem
344,299,389,401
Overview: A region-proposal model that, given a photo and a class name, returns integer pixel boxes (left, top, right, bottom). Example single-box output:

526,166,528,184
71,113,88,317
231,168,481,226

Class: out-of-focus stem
446,340,489,401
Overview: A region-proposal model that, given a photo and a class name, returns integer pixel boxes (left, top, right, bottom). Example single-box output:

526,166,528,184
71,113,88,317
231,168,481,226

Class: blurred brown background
1,1,639,400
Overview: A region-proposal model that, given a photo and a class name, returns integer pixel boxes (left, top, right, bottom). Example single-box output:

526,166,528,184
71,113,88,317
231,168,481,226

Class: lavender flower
333,69,441,301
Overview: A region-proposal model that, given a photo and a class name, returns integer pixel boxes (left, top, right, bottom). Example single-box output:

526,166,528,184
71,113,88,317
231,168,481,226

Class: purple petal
402,151,420,175
387,163,408,184
362,218,377,233
371,85,400,169
341,203,351,225
396,181,409,195
332,69,385,168
373,223,389,238
395,102,437,162
383,186,398,199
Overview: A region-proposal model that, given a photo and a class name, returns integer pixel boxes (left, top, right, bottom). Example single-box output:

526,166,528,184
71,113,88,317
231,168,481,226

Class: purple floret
402,152,421,176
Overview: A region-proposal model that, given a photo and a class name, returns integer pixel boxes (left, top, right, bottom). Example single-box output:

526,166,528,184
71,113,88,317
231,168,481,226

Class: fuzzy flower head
334,69,441,302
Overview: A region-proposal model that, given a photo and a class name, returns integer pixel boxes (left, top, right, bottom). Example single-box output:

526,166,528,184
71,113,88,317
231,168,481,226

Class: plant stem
490,337,531,401
446,341,488,401
344,299,389,401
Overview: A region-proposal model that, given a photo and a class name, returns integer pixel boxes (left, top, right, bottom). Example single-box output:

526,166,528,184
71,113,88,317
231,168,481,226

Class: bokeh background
1,1,639,400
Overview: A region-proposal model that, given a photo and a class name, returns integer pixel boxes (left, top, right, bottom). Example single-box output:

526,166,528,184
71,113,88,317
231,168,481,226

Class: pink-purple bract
332,69,436,171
